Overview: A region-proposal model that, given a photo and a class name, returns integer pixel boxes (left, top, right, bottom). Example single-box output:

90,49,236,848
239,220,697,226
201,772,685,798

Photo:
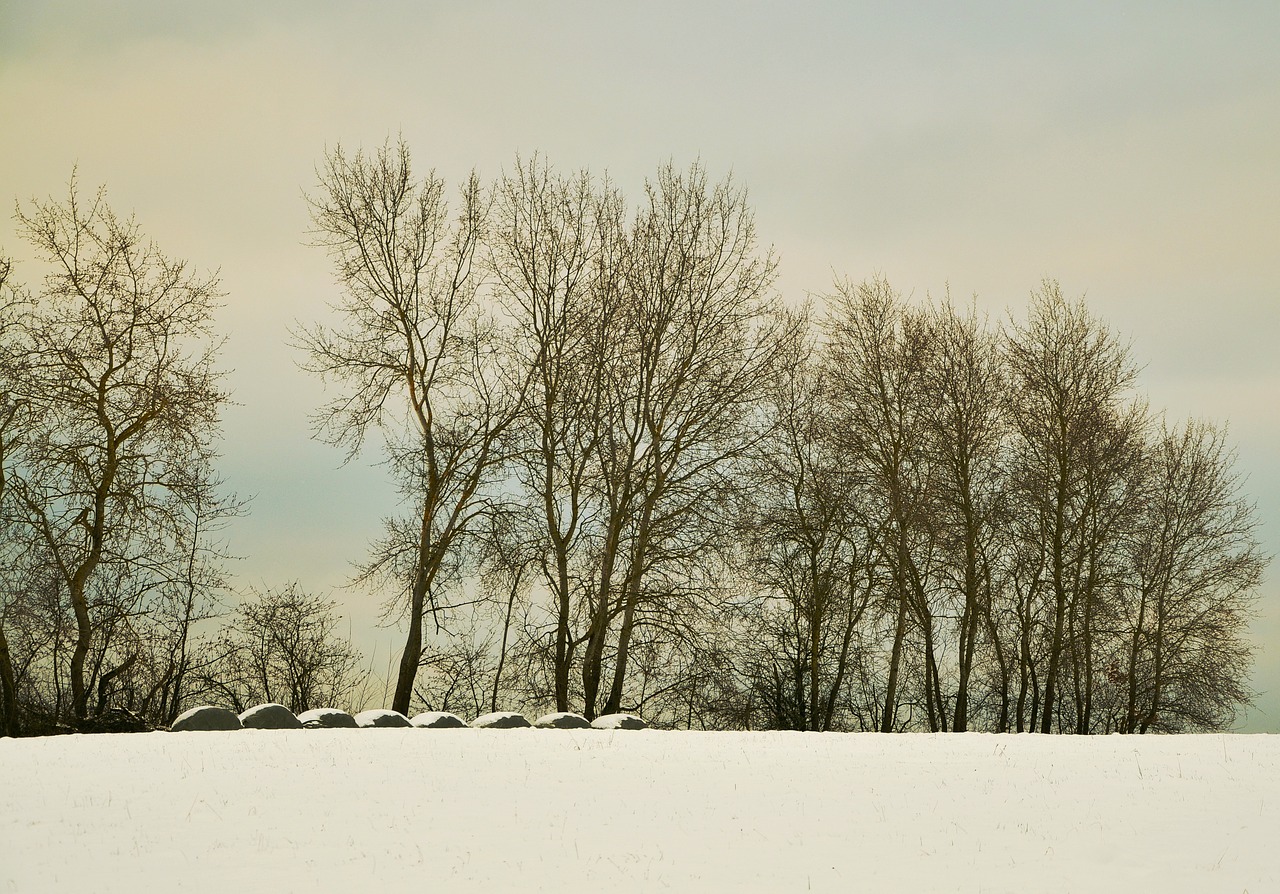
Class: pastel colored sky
3,1,1278,729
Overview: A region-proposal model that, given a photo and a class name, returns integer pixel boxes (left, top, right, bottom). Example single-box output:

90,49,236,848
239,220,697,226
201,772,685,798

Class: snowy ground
2,730,1276,893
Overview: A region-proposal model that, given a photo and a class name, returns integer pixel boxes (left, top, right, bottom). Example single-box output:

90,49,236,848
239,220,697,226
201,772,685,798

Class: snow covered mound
355,709,412,728
471,711,531,729
533,712,592,729
590,713,648,730
239,704,303,730
411,711,468,729
169,705,242,732
297,708,358,729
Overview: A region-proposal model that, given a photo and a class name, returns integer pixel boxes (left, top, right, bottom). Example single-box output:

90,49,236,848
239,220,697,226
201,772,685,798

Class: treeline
0,147,1265,735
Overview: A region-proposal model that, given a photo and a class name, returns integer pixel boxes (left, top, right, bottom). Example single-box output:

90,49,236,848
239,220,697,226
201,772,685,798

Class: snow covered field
2,730,1276,893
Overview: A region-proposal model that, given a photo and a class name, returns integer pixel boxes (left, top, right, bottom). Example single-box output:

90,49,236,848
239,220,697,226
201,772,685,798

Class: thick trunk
953,531,980,733
0,622,18,736
553,548,572,712
581,497,629,719
68,574,95,721
808,561,824,731
1140,594,1167,734
983,596,1011,732
923,619,947,732
392,519,435,714
1125,588,1149,733
821,566,869,731
880,589,909,733
1041,477,1069,734
580,541,620,720
603,577,641,716
392,593,424,716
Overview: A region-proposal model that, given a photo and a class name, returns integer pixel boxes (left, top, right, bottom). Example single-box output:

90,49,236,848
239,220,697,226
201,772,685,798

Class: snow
1,732,1277,892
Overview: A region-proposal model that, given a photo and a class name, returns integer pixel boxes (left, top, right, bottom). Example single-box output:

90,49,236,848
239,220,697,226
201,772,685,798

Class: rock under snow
410,711,468,729
590,713,648,730
169,705,242,732
239,704,303,730
297,708,358,729
355,709,412,728
533,712,592,729
471,711,531,729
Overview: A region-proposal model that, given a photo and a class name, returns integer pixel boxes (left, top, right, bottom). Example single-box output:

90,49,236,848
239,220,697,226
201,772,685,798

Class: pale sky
3,1,1278,729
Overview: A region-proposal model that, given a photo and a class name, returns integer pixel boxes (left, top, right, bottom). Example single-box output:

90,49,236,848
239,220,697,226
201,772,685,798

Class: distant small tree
206,584,365,713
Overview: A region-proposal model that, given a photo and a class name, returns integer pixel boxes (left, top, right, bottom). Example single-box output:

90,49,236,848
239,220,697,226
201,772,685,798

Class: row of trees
0,147,1265,734
301,143,1264,733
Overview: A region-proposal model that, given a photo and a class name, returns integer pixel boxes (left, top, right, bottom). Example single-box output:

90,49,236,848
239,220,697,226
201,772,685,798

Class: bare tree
0,255,26,735
300,141,523,715
204,584,364,713
579,162,793,718
1118,419,1264,732
823,277,946,731
5,179,235,725
489,157,625,712
737,326,876,730
1004,281,1141,733
918,298,1010,731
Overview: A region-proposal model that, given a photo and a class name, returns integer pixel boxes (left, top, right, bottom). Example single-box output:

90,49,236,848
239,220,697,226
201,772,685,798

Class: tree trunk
0,622,19,736
491,567,522,713
880,587,909,733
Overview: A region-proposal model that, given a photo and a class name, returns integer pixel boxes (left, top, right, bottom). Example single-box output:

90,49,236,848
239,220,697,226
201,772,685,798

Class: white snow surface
1,731,1276,892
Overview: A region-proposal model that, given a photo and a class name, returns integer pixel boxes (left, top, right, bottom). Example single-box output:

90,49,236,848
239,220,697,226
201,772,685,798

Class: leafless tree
577,162,794,718
203,583,365,713
736,326,877,730
1117,419,1264,732
918,298,1010,731
1004,281,1142,733
4,178,236,726
0,255,26,735
300,141,524,715
823,277,947,731
489,157,625,712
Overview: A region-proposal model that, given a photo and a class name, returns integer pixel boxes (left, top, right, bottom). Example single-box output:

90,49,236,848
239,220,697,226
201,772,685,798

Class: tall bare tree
918,299,1009,731
0,255,26,735
824,277,946,731
489,157,625,712
1118,419,1264,732
738,327,876,731
5,179,234,725
1004,281,1140,733
301,141,522,715
581,162,792,718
